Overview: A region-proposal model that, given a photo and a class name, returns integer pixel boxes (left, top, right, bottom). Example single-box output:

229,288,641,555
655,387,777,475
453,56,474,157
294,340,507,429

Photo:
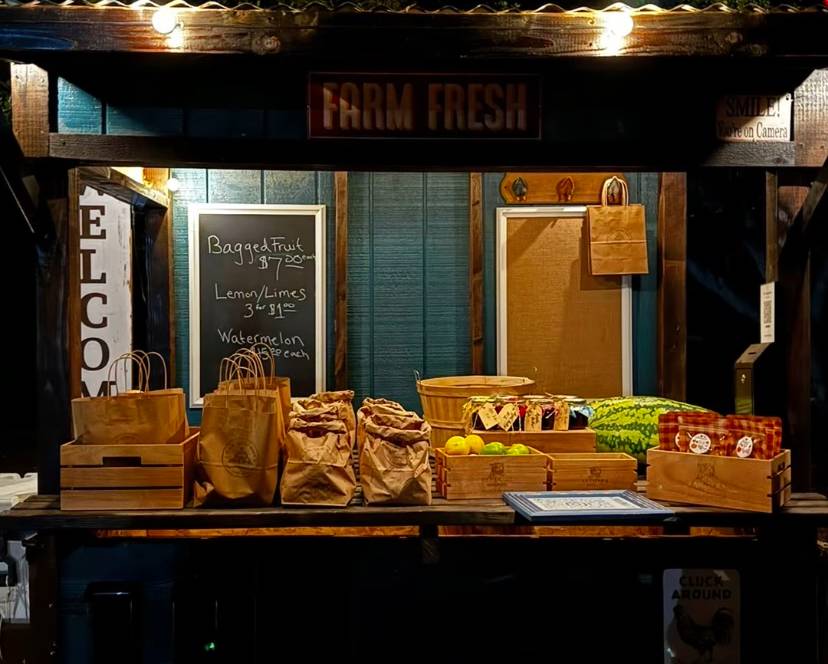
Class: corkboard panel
505,215,623,397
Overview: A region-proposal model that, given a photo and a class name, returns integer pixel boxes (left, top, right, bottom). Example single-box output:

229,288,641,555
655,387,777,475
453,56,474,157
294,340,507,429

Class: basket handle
413,369,422,384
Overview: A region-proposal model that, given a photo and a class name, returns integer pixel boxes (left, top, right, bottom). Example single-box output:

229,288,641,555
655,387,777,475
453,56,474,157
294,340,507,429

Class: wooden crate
547,452,637,491
434,447,547,500
469,428,596,454
60,429,198,510
646,448,791,513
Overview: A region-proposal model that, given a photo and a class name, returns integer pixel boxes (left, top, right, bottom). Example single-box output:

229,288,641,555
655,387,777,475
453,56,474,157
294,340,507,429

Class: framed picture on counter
504,490,672,523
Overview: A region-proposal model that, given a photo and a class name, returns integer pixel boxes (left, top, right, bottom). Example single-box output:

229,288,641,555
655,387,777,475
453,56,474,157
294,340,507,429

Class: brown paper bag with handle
213,351,288,440
587,176,648,276
195,356,283,505
360,413,432,506
196,388,281,506
280,418,355,507
217,344,292,420
71,351,187,445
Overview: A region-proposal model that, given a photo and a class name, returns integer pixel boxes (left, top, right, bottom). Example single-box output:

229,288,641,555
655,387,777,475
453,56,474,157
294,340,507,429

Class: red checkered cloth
657,412,782,459
678,414,732,456
725,415,782,459
658,412,719,451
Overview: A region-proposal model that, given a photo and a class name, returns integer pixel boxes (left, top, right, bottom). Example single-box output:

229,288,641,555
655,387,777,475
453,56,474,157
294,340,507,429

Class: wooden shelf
1,492,826,533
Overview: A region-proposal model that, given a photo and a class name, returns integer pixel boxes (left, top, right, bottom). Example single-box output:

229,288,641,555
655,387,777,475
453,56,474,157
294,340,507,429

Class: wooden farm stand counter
2,492,827,662
3,491,827,534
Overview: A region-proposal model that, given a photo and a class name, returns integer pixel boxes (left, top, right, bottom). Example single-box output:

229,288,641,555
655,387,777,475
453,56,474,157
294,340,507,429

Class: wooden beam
46,133,821,171
799,160,828,242
657,172,687,402
776,159,827,490
794,69,828,169
134,206,176,388
334,171,348,391
26,536,58,664
67,169,81,401
9,63,49,157
1,7,827,59
704,142,796,168
469,172,483,374
78,166,169,209
765,170,779,283
34,165,73,494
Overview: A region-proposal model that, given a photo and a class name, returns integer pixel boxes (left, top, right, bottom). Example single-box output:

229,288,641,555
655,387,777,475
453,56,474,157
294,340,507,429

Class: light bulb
604,12,634,38
152,8,178,35
166,177,181,193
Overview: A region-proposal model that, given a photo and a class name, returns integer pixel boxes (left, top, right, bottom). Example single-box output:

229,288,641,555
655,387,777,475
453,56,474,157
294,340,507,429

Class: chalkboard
188,204,325,407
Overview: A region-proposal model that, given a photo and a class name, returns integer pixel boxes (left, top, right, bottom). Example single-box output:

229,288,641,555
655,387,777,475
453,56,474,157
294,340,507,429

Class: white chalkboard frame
188,203,326,408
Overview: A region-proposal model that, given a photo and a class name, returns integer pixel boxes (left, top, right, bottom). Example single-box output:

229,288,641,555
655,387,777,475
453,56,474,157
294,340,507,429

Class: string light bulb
166,177,181,193
152,8,179,35
604,12,634,38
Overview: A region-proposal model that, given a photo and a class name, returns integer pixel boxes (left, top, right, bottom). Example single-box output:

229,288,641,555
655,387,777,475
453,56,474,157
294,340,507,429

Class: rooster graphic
672,605,735,663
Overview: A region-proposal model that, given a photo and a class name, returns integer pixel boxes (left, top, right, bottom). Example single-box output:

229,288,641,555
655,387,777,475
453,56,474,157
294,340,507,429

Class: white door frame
496,206,633,396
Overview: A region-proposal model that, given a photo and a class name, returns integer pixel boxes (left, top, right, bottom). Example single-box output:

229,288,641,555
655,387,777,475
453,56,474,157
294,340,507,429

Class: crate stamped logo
690,462,727,493
486,461,506,487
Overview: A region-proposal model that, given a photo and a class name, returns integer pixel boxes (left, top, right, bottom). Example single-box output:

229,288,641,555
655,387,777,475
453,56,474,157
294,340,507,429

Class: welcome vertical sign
79,187,133,396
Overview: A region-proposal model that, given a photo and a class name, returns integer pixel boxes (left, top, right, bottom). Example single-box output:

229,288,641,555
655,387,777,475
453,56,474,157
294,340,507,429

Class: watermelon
587,396,711,462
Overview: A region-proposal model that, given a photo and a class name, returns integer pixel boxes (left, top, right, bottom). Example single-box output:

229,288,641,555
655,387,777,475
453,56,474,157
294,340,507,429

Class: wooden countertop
1,493,826,533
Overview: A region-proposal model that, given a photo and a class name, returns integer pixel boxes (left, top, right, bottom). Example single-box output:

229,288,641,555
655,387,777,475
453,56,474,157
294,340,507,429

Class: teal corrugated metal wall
348,173,471,411
170,169,658,419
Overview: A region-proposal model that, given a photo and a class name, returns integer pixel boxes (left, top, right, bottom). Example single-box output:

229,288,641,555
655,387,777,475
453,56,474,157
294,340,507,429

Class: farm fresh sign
308,73,540,139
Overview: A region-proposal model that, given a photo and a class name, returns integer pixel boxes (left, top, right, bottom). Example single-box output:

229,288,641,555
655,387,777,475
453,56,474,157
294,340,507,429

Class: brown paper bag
280,419,355,507
587,177,648,276
299,391,356,444
356,398,409,448
360,415,432,506
71,352,187,445
217,345,292,420
197,391,281,505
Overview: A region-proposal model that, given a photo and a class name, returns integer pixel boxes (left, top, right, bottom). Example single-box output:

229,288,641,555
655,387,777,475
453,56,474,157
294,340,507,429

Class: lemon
445,436,470,456
465,434,485,455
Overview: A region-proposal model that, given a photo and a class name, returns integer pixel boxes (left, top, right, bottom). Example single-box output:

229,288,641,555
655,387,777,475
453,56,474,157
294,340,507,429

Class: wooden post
34,165,75,494
777,160,828,490
68,170,81,400
765,171,779,283
657,173,687,402
9,63,49,158
469,173,484,375
135,205,176,387
334,171,348,391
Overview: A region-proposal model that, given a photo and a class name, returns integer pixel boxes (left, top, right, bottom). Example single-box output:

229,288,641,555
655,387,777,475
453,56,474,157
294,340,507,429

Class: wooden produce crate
434,447,547,500
646,448,791,513
469,428,596,454
547,453,637,491
60,429,198,510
